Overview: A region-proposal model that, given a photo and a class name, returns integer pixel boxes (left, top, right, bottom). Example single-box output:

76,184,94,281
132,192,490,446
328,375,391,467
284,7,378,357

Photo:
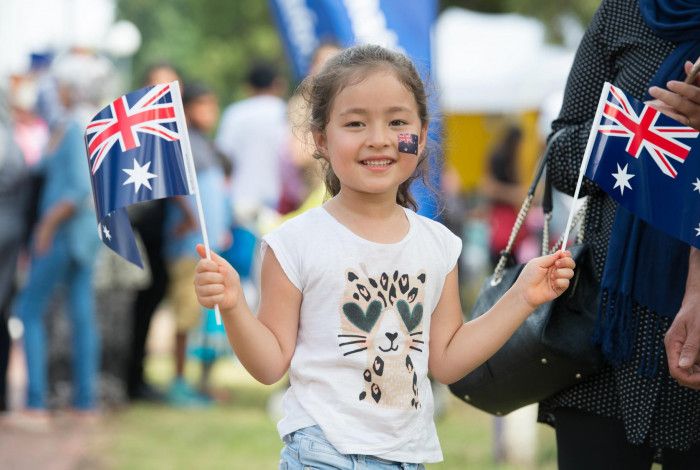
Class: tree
117,0,285,105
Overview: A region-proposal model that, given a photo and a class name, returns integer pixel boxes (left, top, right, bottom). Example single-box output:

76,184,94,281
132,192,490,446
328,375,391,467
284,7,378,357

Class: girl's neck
332,189,398,219
324,191,410,244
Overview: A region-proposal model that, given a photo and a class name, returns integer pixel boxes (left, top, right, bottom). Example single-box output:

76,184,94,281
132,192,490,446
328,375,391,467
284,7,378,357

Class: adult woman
541,1,700,468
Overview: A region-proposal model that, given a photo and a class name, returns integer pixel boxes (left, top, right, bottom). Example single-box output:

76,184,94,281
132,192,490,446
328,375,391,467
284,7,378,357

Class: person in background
12,51,111,428
541,1,700,468
215,60,288,225
163,82,230,406
480,125,527,266
0,86,31,413
125,62,182,402
283,42,343,219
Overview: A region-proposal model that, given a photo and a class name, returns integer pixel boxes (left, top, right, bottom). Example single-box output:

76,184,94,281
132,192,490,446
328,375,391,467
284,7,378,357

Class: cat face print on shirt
338,268,426,410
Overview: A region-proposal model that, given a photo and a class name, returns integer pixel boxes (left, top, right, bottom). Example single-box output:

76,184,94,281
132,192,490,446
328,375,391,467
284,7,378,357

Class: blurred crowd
0,45,558,431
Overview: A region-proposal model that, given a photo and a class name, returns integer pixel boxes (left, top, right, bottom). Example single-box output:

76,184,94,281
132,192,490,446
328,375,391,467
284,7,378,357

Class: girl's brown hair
302,44,430,211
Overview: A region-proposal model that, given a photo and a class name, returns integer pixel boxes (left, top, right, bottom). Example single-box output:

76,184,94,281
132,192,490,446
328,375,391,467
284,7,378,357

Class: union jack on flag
84,81,194,267
86,83,180,175
597,83,699,178
584,82,700,249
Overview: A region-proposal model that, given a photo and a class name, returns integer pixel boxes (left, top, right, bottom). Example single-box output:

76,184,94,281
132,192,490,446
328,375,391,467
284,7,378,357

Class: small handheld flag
85,81,223,323
563,82,700,249
85,82,195,267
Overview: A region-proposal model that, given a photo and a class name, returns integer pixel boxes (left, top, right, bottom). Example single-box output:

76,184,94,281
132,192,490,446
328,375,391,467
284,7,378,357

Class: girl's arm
194,244,301,385
428,252,574,385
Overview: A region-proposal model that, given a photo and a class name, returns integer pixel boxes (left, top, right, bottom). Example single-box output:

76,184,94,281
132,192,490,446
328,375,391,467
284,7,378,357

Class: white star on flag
612,163,634,195
102,225,112,241
696,223,700,237
123,159,157,193
693,178,700,194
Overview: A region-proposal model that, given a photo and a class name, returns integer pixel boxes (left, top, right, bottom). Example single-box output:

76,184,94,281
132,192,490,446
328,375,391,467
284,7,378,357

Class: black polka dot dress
538,0,700,454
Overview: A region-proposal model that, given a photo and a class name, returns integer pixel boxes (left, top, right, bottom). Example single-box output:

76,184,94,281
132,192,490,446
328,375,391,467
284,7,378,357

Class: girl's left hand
648,60,700,131
517,251,576,309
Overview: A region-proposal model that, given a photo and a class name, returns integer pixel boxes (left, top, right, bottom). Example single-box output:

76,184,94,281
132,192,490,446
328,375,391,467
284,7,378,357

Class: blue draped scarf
594,0,700,373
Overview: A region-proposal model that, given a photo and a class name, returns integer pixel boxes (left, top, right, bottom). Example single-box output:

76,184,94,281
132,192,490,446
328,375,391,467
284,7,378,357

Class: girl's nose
367,125,391,148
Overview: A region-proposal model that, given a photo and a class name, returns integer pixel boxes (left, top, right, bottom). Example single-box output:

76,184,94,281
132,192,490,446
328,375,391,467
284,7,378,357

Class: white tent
435,7,577,114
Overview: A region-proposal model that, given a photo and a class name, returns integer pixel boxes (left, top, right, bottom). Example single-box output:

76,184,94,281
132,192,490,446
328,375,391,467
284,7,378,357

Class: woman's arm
194,244,301,385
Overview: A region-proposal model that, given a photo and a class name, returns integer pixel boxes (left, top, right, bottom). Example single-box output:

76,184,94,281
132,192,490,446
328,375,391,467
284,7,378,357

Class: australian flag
84,81,194,267
584,82,700,249
398,133,418,155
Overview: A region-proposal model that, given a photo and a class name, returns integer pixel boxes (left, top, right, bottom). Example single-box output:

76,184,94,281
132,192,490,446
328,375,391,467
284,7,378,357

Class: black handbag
448,135,604,416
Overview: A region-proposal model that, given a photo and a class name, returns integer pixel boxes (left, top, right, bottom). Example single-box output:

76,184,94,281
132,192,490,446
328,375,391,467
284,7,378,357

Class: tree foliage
117,0,284,104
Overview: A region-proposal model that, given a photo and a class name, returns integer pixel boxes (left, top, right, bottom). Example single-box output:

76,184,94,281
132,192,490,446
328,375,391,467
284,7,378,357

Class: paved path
0,414,106,470
2,342,108,470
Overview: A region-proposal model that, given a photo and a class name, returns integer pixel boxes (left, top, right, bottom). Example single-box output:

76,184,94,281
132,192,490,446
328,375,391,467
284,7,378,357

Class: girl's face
314,69,427,201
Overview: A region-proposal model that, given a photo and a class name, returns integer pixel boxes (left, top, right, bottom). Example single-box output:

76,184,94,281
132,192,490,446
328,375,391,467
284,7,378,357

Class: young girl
194,44,575,468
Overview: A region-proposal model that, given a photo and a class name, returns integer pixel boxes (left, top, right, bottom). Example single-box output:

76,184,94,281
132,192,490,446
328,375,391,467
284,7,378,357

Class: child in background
164,82,230,406
194,45,575,467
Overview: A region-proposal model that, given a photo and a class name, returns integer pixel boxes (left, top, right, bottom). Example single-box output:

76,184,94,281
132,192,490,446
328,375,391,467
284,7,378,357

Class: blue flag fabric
584,82,700,249
84,82,193,267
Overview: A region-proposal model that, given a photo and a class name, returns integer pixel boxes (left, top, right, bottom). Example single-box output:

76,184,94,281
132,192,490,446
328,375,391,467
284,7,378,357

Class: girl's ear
312,129,328,159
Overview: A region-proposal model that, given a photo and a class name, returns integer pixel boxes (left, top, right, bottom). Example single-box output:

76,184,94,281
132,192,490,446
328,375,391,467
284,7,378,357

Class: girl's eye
345,121,364,128
390,119,408,126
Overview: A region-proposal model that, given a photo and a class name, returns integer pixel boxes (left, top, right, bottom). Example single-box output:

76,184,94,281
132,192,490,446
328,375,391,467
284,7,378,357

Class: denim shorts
279,425,426,470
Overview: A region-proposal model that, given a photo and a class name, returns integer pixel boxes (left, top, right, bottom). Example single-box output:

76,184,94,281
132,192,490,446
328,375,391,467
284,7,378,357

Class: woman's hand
516,250,576,309
665,247,700,389
648,60,700,130
665,295,700,389
194,244,243,313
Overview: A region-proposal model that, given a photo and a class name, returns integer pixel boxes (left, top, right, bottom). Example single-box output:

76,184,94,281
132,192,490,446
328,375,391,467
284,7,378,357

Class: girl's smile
359,155,396,171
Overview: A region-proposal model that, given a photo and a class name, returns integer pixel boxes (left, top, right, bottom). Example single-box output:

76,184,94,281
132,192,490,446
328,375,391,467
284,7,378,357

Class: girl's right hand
194,243,242,312
516,250,576,309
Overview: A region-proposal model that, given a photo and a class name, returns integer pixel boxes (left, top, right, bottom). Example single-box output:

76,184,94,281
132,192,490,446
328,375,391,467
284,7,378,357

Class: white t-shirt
262,206,462,464
215,95,288,211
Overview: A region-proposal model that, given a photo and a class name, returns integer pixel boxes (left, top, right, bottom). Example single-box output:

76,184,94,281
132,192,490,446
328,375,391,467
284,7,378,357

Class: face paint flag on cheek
398,133,419,155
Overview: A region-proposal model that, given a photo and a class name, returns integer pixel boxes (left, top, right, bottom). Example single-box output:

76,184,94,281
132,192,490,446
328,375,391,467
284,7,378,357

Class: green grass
98,356,558,469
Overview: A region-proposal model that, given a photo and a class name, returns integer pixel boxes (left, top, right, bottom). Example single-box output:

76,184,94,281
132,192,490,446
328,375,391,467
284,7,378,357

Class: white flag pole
560,82,612,249
170,81,222,325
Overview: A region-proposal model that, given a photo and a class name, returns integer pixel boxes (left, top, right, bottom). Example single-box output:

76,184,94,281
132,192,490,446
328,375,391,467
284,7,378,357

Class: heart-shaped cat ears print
398,133,418,155
342,300,423,333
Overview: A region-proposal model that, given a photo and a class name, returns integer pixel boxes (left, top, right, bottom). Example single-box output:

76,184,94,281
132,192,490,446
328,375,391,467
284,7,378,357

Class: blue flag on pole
584,82,700,249
84,81,194,267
